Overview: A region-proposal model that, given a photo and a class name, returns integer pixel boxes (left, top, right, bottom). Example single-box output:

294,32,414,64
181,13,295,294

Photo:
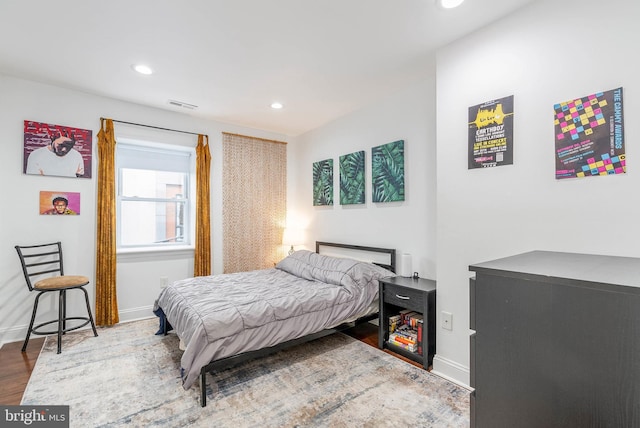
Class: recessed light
132,64,153,75
439,0,464,9
271,102,284,109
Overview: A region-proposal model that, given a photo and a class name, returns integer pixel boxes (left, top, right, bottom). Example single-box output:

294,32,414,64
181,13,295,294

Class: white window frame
115,138,195,253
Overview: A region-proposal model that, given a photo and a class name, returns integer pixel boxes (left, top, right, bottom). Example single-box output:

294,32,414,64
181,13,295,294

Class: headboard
315,241,396,273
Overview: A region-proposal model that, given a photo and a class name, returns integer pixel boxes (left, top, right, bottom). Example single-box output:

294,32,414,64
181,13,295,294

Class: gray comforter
155,250,393,389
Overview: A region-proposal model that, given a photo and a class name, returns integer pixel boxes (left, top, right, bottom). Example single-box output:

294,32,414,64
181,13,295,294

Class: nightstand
378,276,436,369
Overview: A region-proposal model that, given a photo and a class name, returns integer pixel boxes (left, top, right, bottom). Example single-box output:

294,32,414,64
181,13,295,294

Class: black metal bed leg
200,368,207,407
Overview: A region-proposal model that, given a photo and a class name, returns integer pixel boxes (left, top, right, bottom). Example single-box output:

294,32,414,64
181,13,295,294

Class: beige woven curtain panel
222,133,287,273
194,134,212,277
95,118,119,326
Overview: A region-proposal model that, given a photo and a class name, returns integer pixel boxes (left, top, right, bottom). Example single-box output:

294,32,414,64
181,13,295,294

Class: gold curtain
194,134,211,276
222,132,287,273
95,118,119,326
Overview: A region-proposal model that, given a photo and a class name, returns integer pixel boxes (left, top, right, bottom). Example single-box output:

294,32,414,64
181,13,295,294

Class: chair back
15,242,65,292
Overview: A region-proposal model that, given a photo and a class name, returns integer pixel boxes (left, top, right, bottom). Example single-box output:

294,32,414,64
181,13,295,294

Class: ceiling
0,0,536,136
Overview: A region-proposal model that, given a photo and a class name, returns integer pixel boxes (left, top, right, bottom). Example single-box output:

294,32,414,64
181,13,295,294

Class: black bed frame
193,241,396,407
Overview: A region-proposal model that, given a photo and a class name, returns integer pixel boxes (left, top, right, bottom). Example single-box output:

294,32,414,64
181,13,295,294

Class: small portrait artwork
23,120,93,178
40,191,80,215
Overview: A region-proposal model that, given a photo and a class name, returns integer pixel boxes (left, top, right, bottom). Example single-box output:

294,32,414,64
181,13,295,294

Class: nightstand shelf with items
378,276,436,369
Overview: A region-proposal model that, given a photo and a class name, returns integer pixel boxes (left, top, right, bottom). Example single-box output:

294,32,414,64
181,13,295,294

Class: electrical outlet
441,311,453,331
160,277,169,288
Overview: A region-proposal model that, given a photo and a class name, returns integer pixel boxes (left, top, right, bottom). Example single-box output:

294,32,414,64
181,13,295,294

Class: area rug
22,318,470,427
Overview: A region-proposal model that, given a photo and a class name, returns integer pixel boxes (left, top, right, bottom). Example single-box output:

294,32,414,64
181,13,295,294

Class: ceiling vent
168,99,198,110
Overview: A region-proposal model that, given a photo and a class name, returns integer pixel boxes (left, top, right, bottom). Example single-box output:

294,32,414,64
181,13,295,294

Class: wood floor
0,337,45,405
343,321,424,369
0,322,420,405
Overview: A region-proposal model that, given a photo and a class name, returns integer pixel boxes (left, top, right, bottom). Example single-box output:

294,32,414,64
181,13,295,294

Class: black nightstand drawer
383,286,425,311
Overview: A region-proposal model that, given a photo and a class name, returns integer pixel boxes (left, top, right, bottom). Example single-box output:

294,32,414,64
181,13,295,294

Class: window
116,141,194,249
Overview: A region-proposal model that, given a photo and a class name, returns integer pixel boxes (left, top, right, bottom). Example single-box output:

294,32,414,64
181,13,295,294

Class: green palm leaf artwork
372,140,405,203
312,159,334,206
339,151,365,205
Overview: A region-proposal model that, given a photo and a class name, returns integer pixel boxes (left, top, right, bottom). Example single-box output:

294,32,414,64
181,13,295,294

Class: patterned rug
22,318,470,427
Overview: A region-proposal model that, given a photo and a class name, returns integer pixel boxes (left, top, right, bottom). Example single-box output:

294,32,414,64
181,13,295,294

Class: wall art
339,150,365,205
24,120,93,178
554,87,625,179
372,140,404,203
468,95,514,169
312,158,333,206
40,191,80,215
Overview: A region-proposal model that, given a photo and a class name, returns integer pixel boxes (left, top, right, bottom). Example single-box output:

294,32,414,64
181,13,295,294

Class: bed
154,241,395,407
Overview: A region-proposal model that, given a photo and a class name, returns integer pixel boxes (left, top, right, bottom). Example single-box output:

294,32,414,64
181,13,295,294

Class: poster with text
554,87,625,179
24,120,93,178
468,95,514,169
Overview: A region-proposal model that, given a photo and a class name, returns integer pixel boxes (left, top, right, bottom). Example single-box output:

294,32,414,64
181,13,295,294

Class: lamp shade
282,228,304,256
282,228,303,246
400,253,413,277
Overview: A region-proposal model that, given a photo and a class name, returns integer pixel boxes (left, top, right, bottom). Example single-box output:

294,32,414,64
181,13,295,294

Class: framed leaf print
339,150,365,205
372,140,404,202
313,158,333,206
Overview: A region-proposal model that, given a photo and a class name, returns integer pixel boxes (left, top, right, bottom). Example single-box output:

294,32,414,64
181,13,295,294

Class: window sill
117,245,194,262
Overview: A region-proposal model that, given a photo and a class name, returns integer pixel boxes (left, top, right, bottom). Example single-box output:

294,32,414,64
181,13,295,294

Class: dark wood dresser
469,251,640,428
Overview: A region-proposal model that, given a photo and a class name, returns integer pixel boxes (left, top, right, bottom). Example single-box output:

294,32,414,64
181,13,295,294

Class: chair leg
57,290,65,354
81,287,98,337
22,292,43,352
62,289,67,335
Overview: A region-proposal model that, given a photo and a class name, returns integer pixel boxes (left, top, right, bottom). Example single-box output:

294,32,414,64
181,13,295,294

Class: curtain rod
101,117,208,138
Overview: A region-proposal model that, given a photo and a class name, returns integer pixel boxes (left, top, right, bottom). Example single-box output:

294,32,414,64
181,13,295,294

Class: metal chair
15,242,98,354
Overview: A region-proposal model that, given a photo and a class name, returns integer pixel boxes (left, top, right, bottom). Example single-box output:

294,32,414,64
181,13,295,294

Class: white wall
289,76,438,290
0,74,286,344
435,0,640,385
290,0,640,388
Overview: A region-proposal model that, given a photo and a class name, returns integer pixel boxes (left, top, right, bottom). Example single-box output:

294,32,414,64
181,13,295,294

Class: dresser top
470,250,640,291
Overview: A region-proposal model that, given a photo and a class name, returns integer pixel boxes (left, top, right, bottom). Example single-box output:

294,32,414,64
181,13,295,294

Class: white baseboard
0,306,156,348
431,354,473,391
0,325,29,348
117,305,155,323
